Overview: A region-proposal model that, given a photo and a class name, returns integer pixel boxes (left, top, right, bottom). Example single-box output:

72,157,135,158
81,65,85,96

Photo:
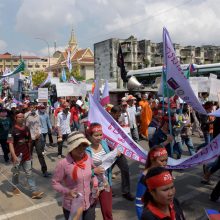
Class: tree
72,64,80,78
32,70,48,87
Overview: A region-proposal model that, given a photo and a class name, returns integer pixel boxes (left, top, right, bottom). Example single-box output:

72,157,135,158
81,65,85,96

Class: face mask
31,110,36,115
40,109,45,113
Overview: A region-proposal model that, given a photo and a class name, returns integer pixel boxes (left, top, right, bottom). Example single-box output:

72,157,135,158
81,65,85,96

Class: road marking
0,197,62,220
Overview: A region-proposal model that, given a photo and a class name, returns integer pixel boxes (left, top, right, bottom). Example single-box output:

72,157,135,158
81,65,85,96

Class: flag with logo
163,27,207,115
100,80,110,106
117,44,127,82
61,68,67,82
66,50,72,72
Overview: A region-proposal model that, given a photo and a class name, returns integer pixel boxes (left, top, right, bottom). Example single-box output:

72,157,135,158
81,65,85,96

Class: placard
209,78,220,102
38,88,48,102
56,83,87,97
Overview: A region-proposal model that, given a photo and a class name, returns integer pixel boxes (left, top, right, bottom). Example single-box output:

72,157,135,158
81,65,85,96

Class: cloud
12,0,220,50
20,51,37,56
15,0,83,40
39,46,66,56
0,40,7,51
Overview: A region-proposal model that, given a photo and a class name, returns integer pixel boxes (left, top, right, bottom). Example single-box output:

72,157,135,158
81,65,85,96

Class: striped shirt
92,147,107,189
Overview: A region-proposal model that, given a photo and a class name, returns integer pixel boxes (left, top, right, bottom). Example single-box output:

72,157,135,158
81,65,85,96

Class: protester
57,102,72,158
8,110,44,199
198,101,215,150
141,167,185,220
126,95,140,142
149,115,174,157
52,131,96,220
119,101,131,135
139,93,152,139
136,146,168,220
86,123,115,220
110,105,134,201
26,102,50,177
38,103,53,151
70,101,80,131
0,108,12,163
180,104,196,156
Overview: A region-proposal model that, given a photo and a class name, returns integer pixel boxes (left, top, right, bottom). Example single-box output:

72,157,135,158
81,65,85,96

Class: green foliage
60,64,85,82
72,64,80,78
32,70,48,86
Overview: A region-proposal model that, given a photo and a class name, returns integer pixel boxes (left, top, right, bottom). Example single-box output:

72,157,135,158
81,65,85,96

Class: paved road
0,134,219,220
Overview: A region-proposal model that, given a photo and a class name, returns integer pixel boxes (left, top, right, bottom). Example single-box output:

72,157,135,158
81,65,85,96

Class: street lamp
35,37,51,71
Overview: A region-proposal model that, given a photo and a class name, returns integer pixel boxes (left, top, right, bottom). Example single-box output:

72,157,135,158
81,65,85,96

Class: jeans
31,137,47,173
12,160,37,192
71,121,80,131
198,132,213,150
0,139,9,162
57,134,69,156
42,133,53,146
130,127,139,142
114,155,130,194
181,136,195,156
63,204,96,220
173,142,182,159
206,156,220,174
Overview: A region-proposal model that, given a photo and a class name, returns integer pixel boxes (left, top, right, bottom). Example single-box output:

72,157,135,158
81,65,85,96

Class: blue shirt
38,112,52,134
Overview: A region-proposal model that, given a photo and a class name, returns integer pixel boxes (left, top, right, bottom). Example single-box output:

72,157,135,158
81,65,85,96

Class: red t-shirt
7,125,31,162
70,106,79,122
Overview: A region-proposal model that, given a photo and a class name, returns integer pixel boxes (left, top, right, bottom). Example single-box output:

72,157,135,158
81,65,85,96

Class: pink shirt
52,153,94,211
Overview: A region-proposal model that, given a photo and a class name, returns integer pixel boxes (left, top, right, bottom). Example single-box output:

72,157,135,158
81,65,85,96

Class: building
0,52,55,74
94,36,220,80
49,29,94,80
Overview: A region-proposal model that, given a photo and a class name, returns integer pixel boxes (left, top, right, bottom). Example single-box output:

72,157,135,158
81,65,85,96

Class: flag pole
163,28,173,157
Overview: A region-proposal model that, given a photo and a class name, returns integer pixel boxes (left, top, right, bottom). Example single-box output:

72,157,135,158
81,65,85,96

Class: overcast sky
0,0,220,56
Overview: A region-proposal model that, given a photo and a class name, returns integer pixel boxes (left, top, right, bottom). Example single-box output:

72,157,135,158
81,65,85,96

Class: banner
56,83,86,97
88,94,147,163
163,27,207,115
167,134,220,169
38,88,48,102
189,77,209,93
209,77,220,102
209,108,220,117
88,92,220,168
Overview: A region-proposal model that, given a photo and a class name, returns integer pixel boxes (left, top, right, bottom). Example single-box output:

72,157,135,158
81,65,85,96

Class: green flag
0,60,25,78
163,67,175,97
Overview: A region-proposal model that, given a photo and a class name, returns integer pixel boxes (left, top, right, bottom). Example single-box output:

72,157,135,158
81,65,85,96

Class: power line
82,0,193,43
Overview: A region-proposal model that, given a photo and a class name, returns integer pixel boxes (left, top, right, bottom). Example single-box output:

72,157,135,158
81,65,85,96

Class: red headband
149,148,167,159
87,125,102,135
146,171,173,191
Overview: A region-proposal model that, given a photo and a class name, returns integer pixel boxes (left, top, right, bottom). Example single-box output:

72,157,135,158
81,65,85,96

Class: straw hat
67,132,91,153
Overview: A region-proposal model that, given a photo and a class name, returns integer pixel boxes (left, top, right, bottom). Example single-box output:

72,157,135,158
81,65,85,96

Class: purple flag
163,27,207,115
100,80,110,106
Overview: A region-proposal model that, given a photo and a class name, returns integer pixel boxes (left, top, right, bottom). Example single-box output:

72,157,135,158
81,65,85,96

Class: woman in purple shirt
52,131,97,220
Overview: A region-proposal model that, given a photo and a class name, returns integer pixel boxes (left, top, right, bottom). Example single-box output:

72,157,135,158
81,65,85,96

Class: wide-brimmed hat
67,131,91,153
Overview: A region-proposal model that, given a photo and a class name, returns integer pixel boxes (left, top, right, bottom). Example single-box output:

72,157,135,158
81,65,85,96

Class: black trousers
57,134,69,156
31,137,47,173
0,139,9,162
114,154,130,194
210,180,220,201
63,205,96,220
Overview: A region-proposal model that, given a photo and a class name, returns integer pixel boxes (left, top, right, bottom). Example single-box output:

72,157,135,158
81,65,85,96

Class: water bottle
103,174,110,192
69,193,83,220
90,178,98,205
14,153,22,169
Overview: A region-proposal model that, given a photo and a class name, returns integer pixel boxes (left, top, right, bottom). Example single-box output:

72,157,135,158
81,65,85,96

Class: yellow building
0,52,56,74
49,29,94,80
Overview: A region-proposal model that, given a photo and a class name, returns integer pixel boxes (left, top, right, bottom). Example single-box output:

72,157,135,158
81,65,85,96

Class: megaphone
127,76,144,90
